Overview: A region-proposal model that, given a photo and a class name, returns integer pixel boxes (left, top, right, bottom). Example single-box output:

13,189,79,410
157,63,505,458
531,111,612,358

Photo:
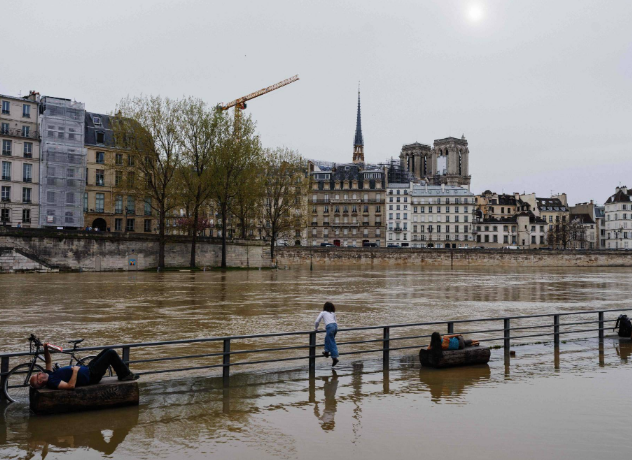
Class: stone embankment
0,228,268,272
276,247,632,267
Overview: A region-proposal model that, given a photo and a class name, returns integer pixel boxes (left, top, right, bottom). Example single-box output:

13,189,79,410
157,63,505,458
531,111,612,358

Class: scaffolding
38,97,86,228
380,157,415,184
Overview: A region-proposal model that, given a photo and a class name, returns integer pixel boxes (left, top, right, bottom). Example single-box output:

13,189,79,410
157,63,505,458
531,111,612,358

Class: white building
386,183,476,248
604,186,632,249
0,92,41,227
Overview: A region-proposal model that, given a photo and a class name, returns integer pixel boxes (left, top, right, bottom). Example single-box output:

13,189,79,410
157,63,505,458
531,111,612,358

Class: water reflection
314,370,338,431
418,365,491,403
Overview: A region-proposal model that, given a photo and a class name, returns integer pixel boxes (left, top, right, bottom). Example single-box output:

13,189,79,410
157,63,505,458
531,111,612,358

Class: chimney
622,186,628,194
441,183,445,192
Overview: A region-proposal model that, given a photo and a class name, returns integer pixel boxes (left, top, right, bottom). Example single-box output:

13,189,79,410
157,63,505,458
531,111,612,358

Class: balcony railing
0,127,39,139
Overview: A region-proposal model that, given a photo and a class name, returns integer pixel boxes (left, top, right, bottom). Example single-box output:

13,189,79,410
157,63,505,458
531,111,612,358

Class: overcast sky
2,0,631,204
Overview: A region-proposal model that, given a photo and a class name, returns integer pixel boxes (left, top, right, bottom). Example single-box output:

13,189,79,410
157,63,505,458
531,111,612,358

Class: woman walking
315,302,339,367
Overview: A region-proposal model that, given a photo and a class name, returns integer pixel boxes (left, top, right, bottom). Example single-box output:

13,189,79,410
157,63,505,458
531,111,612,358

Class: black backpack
614,314,632,338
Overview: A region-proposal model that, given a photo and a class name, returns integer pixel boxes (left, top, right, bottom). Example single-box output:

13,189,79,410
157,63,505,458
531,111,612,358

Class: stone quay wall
0,228,269,272
276,247,632,267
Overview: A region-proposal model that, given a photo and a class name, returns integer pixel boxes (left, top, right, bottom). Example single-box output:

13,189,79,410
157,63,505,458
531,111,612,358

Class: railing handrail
2,307,630,359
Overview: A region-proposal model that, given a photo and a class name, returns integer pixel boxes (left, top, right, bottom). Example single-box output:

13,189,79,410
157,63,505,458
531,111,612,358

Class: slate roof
85,111,115,147
605,189,632,204
537,197,567,212
570,213,595,224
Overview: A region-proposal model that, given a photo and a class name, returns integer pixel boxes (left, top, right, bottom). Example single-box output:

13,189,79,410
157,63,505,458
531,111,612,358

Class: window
23,142,32,158
96,170,105,186
126,196,135,214
0,209,8,223
144,197,152,216
115,170,122,186
2,161,11,180
93,116,102,126
115,153,123,165
126,219,135,232
66,192,75,205
96,193,105,213
144,219,152,232
22,163,32,182
22,208,30,223
1,186,10,201
376,205,381,213
21,126,30,138
96,132,105,144
115,218,123,231
127,172,135,187
2,140,11,156
531,235,536,244
22,187,31,203
22,104,30,118
96,151,105,164
128,155,135,167
1,101,9,114
83,192,88,212
1,123,8,134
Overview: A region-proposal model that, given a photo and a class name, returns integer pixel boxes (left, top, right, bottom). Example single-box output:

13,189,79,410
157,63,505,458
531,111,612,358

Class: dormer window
93,116,102,126
96,132,104,144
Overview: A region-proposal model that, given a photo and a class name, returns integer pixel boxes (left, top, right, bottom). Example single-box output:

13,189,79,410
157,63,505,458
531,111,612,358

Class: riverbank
277,247,632,267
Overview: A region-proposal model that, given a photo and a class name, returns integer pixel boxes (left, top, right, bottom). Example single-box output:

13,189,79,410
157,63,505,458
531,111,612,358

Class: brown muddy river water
1,267,632,459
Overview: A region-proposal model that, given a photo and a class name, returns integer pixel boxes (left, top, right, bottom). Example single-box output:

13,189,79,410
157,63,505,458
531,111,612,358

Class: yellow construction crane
219,75,299,132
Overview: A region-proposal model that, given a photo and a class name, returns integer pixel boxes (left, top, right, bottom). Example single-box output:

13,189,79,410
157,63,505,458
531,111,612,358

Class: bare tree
231,160,263,239
113,96,182,269
178,98,222,267
261,147,308,260
209,111,262,268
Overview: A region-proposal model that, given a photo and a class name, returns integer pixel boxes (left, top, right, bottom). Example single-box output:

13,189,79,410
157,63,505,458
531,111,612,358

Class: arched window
459,150,463,176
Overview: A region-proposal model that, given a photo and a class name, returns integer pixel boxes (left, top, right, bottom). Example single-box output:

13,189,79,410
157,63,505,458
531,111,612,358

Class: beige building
84,112,156,233
309,161,386,247
473,211,547,248
0,93,40,227
476,191,529,219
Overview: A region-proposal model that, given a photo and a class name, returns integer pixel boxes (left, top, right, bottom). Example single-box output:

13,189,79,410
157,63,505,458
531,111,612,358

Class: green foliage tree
113,96,183,268
261,147,308,260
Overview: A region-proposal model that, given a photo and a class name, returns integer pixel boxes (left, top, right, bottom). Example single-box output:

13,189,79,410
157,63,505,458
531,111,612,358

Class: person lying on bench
427,332,480,351
29,345,139,390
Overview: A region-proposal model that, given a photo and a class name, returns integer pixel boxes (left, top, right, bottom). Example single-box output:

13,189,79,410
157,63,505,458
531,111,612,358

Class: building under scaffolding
38,97,86,228
380,157,416,185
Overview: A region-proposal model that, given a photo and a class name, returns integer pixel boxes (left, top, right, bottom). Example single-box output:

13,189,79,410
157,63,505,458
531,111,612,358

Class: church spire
353,83,364,164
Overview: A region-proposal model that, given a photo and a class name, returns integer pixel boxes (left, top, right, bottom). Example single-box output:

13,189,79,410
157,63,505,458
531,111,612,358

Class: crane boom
221,75,299,110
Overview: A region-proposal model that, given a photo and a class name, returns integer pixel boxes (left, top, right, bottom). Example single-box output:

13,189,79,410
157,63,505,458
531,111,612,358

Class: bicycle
2,334,112,403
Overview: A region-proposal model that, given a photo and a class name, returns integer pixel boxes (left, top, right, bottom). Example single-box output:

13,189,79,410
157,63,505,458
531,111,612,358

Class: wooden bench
419,347,491,368
29,377,139,415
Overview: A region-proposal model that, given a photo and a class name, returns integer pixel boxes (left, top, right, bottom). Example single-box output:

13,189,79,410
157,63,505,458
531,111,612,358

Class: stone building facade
604,186,632,249
0,92,40,227
387,183,476,248
309,162,386,247
400,136,471,189
473,212,547,248
84,112,157,233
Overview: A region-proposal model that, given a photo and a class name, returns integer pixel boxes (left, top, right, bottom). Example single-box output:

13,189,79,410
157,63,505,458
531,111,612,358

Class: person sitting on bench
427,332,479,352
29,344,139,390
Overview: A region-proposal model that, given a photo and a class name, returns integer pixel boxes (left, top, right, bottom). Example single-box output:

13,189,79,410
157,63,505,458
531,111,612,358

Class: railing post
383,327,390,368
223,339,231,388
309,332,316,376
504,318,511,351
447,322,454,334
122,346,130,366
554,315,560,346
1,356,8,402
598,312,604,340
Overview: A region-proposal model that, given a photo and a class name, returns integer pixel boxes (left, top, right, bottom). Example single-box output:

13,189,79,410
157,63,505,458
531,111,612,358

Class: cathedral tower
352,88,364,164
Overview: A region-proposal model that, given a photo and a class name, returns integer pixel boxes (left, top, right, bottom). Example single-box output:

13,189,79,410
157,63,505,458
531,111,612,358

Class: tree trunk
190,206,198,268
158,205,166,268
221,202,227,268
270,228,276,261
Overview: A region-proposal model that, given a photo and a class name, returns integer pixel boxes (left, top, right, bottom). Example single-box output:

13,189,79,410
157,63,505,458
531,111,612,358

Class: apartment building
309,162,386,247
0,92,40,227
473,211,547,248
604,186,632,249
38,96,87,229
84,112,156,233
387,183,475,248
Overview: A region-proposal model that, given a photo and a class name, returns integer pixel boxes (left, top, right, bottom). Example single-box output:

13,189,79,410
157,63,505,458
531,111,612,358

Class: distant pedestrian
315,301,339,367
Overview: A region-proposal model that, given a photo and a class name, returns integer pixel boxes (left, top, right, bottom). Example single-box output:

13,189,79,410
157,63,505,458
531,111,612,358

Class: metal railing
1,308,630,399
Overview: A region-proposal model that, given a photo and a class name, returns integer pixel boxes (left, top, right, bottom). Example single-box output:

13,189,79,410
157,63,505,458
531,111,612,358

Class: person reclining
29,344,139,390
427,332,479,351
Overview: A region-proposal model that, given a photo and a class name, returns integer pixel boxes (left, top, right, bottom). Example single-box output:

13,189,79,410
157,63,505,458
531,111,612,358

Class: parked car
320,243,335,247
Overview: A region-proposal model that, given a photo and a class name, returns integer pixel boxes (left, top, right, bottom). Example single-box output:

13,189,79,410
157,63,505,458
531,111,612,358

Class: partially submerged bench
419,347,491,368
30,377,139,415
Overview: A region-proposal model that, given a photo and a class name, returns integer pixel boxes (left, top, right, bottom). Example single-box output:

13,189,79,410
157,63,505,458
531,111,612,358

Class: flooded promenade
2,267,632,459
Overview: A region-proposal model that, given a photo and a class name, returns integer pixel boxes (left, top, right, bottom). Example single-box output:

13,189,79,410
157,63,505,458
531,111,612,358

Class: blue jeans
325,323,339,359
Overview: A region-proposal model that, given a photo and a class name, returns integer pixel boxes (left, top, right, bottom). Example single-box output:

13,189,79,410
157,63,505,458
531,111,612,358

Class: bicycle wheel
3,363,45,403
77,355,113,377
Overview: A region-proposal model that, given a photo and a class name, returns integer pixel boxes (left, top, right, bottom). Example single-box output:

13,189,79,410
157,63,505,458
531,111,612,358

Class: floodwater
2,267,632,459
